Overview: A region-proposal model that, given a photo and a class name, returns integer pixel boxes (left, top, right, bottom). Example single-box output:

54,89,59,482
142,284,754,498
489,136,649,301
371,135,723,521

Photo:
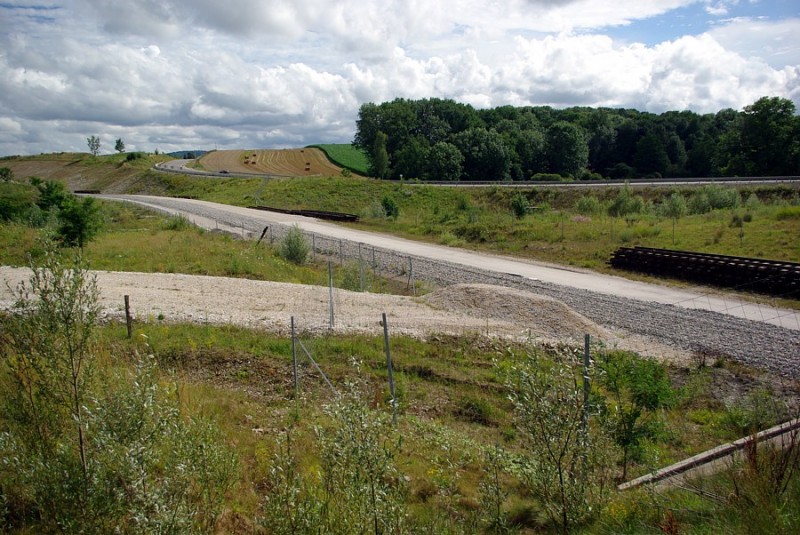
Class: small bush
576,195,603,215
160,215,194,231
511,193,531,219
531,173,564,182
381,196,399,220
279,224,310,264
454,396,498,426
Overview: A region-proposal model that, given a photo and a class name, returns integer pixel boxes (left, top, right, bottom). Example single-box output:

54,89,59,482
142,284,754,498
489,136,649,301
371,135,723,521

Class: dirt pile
424,283,610,343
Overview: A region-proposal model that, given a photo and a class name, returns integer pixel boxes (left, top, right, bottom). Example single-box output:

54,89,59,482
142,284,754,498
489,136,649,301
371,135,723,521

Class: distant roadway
154,160,800,186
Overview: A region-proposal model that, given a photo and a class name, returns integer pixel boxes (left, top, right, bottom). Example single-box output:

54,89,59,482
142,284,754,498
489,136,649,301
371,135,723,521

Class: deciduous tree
87,135,100,156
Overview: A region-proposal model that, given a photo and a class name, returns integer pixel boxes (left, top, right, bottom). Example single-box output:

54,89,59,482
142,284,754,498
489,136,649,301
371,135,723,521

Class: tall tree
545,121,589,178
427,141,464,181
114,138,126,153
86,135,100,157
722,96,798,176
633,132,670,177
452,127,512,181
370,131,390,179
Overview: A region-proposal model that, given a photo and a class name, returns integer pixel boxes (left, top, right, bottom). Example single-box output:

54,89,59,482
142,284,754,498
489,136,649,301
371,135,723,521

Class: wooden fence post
124,295,132,339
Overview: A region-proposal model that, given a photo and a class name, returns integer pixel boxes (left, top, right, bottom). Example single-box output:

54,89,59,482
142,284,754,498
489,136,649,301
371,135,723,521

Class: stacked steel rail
609,246,800,297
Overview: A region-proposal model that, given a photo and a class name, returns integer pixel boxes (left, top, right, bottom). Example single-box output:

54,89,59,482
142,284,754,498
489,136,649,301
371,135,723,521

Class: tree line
353,96,800,181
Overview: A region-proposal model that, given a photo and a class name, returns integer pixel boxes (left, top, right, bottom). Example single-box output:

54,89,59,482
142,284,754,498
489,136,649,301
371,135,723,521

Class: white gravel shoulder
0,267,686,363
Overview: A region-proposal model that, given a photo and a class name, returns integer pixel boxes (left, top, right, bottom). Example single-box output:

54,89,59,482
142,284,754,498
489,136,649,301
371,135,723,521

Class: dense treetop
353,96,800,181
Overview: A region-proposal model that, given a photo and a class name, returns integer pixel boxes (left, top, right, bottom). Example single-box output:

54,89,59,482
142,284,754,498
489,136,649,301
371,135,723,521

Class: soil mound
424,283,610,342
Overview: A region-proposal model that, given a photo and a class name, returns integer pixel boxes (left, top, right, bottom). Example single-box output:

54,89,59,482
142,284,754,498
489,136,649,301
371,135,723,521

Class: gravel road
41,195,800,379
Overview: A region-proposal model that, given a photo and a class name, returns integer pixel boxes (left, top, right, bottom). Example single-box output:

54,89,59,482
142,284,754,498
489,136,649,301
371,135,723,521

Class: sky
0,0,798,156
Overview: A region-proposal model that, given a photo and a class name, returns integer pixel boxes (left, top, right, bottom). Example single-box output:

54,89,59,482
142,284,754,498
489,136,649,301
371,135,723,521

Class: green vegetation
279,224,311,264
311,143,370,175
0,215,797,531
2,159,798,292
354,96,800,181
1,248,236,532
0,177,101,248
4,284,797,532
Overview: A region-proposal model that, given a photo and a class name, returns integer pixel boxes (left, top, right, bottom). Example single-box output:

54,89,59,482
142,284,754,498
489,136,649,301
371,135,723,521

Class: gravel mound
425,283,609,342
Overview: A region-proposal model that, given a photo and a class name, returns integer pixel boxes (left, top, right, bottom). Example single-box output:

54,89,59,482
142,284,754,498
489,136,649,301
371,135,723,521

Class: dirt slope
197,148,344,176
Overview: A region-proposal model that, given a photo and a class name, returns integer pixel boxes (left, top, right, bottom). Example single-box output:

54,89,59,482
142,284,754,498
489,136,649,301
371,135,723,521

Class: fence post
383,313,397,426
312,234,316,261
339,240,343,266
359,243,365,292
582,334,591,447
124,295,132,339
292,316,299,404
328,260,334,330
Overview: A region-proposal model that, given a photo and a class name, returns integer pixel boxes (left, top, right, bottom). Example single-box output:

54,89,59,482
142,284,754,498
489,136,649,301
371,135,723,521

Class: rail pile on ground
609,246,800,297
247,205,359,222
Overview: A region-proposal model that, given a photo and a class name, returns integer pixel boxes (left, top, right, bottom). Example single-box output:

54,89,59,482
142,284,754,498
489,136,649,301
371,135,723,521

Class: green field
310,143,370,175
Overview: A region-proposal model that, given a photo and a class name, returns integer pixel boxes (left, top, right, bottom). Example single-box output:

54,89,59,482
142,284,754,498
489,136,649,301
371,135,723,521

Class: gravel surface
66,195,800,378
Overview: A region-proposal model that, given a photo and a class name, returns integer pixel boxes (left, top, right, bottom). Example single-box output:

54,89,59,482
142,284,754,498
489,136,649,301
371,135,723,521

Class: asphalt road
98,194,799,332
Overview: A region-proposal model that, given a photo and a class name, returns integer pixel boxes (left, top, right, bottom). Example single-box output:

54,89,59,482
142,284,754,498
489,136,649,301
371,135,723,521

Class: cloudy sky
1,0,798,156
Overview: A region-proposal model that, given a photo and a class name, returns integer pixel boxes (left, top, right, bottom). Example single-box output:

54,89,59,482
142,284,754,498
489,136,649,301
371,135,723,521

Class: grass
82,320,800,533
310,143,370,175
0,201,414,295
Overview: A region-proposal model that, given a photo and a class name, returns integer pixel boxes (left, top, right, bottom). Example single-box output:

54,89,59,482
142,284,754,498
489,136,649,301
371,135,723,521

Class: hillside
0,152,173,193
196,148,349,176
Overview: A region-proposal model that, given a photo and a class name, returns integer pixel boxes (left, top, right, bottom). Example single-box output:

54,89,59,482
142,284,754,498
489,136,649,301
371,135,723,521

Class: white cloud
0,0,798,156
708,17,800,68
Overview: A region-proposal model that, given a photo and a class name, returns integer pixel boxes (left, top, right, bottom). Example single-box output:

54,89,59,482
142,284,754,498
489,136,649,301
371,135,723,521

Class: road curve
99,194,799,331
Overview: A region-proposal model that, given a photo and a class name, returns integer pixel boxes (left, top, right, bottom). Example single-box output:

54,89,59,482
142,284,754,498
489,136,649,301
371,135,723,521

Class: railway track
610,246,800,298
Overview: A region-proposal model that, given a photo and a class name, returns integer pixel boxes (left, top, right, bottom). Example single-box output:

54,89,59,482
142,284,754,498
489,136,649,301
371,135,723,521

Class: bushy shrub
511,193,531,219
381,196,399,220
531,173,564,181
576,195,603,215
506,350,613,532
0,247,237,533
690,186,741,214
261,380,407,534
279,224,310,264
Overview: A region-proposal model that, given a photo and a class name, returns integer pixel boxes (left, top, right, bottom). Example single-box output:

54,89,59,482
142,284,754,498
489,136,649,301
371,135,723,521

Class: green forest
353,96,800,181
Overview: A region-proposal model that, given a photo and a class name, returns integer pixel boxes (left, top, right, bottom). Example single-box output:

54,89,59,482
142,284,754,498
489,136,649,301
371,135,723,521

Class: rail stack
247,205,359,223
609,246,800,298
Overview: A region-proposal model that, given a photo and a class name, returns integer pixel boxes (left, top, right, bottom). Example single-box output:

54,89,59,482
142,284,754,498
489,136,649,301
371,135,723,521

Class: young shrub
478,444,512,533
576,195,603,216
314,381,408,534
57,196,102,248
511,193,532,219
0,246,237,532
505,349,613,533
597,351,674,481
260,431,322,533
279,224,310,264
381,196,400,220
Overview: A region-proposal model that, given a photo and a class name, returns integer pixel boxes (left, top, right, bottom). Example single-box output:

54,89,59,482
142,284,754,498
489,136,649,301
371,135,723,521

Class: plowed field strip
198,148,342,176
